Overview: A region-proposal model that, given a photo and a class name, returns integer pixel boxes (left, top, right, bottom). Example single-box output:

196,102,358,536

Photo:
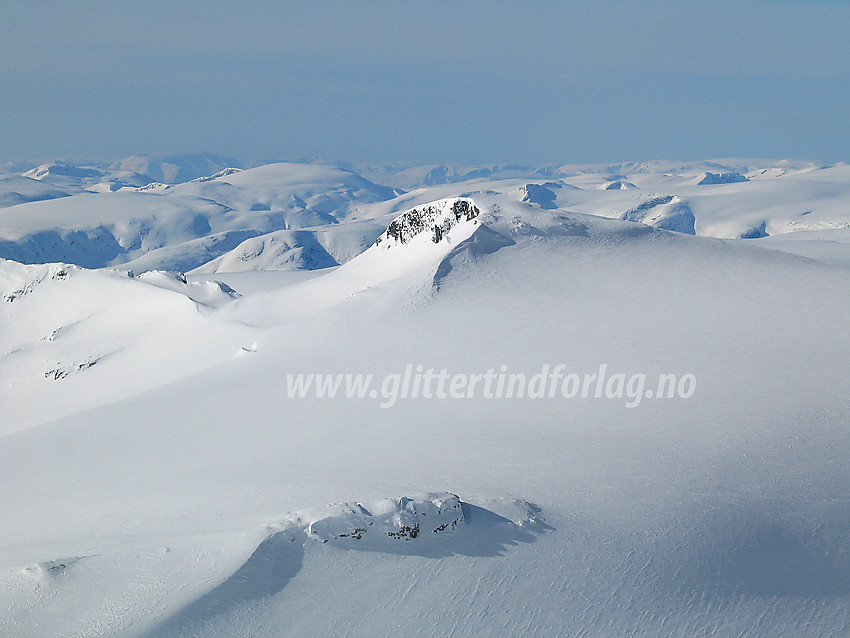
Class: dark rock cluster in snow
377,199,480,247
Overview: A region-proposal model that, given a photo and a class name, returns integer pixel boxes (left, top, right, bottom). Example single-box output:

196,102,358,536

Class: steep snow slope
1,196,848,636
225,198,485,326
619,194,696,234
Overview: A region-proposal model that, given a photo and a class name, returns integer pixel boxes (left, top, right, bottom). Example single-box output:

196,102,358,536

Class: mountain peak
375,198,481,248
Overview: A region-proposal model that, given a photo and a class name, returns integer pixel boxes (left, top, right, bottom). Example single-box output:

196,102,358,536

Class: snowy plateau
1,155,850,636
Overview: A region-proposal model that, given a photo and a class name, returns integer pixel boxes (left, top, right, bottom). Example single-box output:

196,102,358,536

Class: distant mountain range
1,155,848,275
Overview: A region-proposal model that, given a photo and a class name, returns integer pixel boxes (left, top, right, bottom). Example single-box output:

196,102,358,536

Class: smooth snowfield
1,183,850,635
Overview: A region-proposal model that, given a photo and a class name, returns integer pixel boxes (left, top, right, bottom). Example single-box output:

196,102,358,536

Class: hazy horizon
4,153,846,175
3,1,850,165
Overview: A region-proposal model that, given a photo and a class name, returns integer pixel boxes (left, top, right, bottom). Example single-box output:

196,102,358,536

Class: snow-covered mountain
2,158,849,274
18,154,243,191
0,175,850,637
108,153,241,185
0,162,398,271
1,159,850,636
0,174,74,208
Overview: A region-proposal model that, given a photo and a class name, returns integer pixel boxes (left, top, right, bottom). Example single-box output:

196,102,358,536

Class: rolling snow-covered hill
2,157,848,275
1,174,849,636
19,153,241,191
0,174,74,208
0,162,398,271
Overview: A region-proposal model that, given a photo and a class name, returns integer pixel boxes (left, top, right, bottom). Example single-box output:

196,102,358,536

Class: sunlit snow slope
2,182,849,636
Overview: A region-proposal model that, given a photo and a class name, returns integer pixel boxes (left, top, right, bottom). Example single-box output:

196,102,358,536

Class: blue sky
2,0,849,165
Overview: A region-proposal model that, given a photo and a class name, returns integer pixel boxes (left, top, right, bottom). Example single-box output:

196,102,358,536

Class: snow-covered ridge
375,197,481,248
0,258,240,310
188,167,243,184
24,162,104,181
270,493,468,543
519,182,577,208
131,182,170,192
597,180,637,190
0,162,399,272
135,270,241,307
695,171,748,185
0,260,78,302
261,493,545,548
620,195,696,234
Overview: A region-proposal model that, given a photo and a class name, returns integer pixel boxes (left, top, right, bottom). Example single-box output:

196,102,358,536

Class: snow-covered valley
1,157,849,636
